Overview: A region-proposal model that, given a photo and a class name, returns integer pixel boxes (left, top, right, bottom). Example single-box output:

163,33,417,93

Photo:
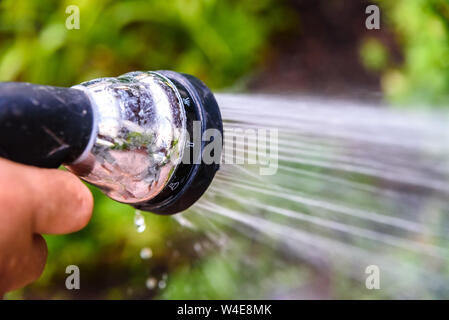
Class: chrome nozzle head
67,71,222,215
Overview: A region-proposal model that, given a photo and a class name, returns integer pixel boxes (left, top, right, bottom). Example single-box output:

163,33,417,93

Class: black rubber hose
0,82,94,168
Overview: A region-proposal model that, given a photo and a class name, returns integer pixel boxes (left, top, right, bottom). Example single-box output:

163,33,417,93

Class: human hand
0,158,93,296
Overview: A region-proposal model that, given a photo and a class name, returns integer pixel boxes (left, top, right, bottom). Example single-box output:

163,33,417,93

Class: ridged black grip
0,82,94,168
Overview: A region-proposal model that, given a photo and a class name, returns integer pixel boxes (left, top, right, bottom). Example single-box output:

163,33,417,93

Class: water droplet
194,242,202,252
158,280,166,289
140,247,153,260
145,277,157,290
134,210,146,233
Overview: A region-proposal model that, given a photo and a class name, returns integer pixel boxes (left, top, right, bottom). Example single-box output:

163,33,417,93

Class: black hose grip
0,82,94,168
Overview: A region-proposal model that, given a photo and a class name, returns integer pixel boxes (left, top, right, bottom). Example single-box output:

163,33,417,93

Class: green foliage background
0,0,294,299
0,0,289,88
361,0,449,105
1,0,449,299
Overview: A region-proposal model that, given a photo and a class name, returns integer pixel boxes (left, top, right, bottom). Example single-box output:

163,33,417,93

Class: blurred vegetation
2,0,449,300
0,0,291,89
0,0,295,299
360,0,449,105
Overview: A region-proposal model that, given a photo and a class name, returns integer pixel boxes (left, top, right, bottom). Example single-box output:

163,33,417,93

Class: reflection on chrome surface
68,71,186,204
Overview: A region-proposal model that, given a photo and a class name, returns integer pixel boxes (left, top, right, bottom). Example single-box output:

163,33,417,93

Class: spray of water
172,94,449,298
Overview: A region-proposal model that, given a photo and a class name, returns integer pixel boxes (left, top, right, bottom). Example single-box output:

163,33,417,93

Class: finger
0,158,93,234
29,169,94,235
0,235,48,294
21,235,48,289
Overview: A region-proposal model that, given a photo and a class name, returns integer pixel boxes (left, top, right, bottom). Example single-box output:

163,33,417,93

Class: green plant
1,0,291,299
0,0,288,89
366,0,449,105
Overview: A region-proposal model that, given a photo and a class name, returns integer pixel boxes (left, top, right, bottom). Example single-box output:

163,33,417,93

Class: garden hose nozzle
0,71,223,215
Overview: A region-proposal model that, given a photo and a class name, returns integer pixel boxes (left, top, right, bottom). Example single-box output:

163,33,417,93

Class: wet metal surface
68,71,186,203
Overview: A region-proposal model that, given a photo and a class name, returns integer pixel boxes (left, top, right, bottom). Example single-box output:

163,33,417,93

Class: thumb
0,158,93,235
30,167,94,235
